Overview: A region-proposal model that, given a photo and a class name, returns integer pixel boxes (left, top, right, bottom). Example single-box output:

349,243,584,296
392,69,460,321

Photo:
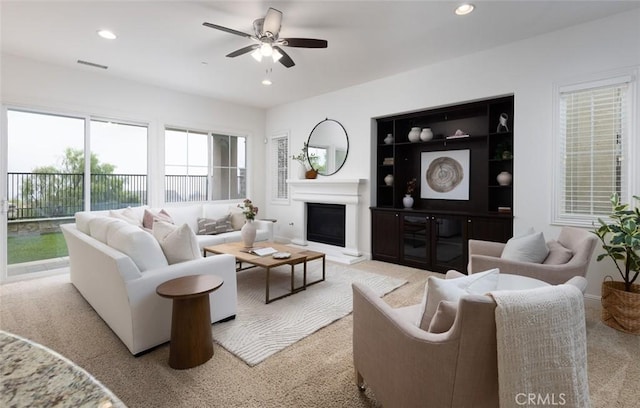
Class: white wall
1,54,267,208
264,10,640,298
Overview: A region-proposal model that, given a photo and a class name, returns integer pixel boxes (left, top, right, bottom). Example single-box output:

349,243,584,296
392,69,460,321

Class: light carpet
213,262,407,366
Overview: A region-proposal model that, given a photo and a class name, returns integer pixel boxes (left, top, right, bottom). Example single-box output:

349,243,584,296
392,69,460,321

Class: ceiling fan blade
202,22,253,39
263,8,282,37
226,44,260,58
273,46,295,68
282,38,328,48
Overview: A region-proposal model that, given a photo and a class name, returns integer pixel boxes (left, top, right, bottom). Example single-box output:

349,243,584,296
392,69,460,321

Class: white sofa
61,203,273,355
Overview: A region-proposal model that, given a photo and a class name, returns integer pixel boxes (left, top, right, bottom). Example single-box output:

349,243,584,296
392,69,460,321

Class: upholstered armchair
352,275,588,408
468,226,598,285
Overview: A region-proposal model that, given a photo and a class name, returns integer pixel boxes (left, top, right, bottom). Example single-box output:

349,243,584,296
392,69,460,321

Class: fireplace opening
307,203,346,247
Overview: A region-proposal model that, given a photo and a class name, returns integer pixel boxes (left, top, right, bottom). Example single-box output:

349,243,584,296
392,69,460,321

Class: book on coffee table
249,247,278,256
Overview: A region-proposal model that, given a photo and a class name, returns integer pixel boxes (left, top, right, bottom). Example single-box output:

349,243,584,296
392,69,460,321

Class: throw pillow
89,217,123,243
143,209,173,230
197,216,234,235
152,221,202,264
109,207,142,227
418,268,499,330
501,231,549,263
427,300,458,334
543,240,574,265
228,207,245,231
107,223,168,272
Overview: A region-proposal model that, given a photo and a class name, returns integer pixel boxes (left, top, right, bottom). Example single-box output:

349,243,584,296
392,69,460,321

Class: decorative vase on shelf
305,169,318,179
497,171,513,186
408,127,421,143
384,133,394,144
403,195,414,208
384,174,394,186
241,220,257,248
420,128,433,141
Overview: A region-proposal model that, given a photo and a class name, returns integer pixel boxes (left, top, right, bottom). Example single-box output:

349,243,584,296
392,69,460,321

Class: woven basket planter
601,280,640,335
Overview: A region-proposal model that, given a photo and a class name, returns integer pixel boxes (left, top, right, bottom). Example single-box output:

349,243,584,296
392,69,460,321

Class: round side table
156,274,224,369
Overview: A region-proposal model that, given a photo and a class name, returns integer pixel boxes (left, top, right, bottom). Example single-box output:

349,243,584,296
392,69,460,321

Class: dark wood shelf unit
371,95,514,272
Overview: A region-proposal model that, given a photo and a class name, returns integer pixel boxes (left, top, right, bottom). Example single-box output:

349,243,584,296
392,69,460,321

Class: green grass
7,232,68,264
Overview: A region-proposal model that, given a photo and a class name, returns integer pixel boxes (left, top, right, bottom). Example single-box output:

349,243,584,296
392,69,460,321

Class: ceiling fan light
251,49,263,62
455,3,475,16
272,49,283,63
260,43,273,57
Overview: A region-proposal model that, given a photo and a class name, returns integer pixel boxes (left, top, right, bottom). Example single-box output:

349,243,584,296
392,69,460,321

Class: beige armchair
352,275,588,408
468,226,598,285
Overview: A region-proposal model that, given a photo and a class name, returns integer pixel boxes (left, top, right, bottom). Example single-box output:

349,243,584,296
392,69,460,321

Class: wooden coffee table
156,274,224,369
204,242,325,304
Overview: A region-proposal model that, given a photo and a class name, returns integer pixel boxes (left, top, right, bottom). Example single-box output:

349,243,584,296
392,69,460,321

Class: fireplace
287,178,364,263
307,203,346,247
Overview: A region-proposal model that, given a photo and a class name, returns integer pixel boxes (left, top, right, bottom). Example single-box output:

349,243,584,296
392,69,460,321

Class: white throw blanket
491,285,590,408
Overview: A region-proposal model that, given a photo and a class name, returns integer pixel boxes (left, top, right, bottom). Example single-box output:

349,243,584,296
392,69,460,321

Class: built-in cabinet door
432,216,466,272
371,210,400,262
467,216,512,243
401,214,430,268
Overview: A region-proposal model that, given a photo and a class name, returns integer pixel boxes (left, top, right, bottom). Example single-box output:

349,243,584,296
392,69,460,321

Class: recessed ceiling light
97,29,117,40
261,78,272,86
455,3,475,16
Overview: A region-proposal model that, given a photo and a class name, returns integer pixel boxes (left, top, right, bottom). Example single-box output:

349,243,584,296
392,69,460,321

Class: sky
7,110,147,174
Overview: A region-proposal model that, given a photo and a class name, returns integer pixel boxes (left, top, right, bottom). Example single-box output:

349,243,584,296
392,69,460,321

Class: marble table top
0,330,126,407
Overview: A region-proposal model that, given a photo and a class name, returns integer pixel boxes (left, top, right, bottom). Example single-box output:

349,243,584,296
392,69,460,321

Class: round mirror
306,118,349,176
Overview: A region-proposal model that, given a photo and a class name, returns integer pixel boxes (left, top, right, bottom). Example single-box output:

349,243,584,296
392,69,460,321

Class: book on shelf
249,247,278,256
498,206,512,213
382,157,394,165
445,134,470,139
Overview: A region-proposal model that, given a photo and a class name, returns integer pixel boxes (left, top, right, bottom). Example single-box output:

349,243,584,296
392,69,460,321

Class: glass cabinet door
432,216,466,272
401,214,430,267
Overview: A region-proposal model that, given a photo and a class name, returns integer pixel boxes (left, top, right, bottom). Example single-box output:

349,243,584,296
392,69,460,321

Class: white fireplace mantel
287,178,364,262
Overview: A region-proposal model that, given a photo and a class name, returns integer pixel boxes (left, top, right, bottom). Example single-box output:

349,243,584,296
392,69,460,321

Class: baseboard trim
584,294,601,307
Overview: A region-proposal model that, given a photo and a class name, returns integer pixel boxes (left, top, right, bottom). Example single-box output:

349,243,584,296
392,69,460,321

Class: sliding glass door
1,109,148,281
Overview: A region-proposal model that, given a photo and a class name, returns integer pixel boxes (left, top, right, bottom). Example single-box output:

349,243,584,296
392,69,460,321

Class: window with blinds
271,133,289,202
554,75,632,225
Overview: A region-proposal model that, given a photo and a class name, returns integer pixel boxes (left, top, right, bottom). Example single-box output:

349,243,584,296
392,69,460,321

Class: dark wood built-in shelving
371,95,514,273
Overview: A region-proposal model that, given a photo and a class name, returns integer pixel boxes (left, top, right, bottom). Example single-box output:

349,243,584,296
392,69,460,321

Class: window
271,133,289,202
164,128,246,202
553,73,635,226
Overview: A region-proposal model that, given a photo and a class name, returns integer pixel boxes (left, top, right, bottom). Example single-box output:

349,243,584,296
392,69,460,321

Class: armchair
352,274,589,408
468,227,598,285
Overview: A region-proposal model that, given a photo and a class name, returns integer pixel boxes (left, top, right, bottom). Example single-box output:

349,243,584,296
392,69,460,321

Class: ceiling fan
203,7,328,68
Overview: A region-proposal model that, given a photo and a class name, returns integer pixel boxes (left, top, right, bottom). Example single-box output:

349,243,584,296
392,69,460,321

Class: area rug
211,261,406,366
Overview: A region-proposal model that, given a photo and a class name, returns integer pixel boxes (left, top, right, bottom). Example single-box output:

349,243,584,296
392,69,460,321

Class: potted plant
292,142,318,179
593,193,640,334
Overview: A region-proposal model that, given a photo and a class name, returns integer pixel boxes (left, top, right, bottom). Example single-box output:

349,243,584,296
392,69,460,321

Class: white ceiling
2,1,639,109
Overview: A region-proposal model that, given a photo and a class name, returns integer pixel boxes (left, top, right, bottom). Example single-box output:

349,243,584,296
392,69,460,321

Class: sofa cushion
107,223,168,272
501,231,549,263
152,221,202,264
195,234,226,248
543,240,574,265
163,205,201,233
75,212,97,235
89,217,125,243
109,207,142,226
428,300,458,334
197,216,234,235
143,209,173,230
418,269,499,330
228,207,245,231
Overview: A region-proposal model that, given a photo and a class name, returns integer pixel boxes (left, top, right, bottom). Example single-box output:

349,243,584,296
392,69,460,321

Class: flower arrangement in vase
292,142,319,179
238,199,259,247
403,178,417,208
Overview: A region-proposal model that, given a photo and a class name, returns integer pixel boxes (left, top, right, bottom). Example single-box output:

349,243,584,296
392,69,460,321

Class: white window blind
271,134,289,202
555,77,631,225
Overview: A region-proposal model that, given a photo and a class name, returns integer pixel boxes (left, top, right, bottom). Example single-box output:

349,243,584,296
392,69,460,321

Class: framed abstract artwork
420,149,470,200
